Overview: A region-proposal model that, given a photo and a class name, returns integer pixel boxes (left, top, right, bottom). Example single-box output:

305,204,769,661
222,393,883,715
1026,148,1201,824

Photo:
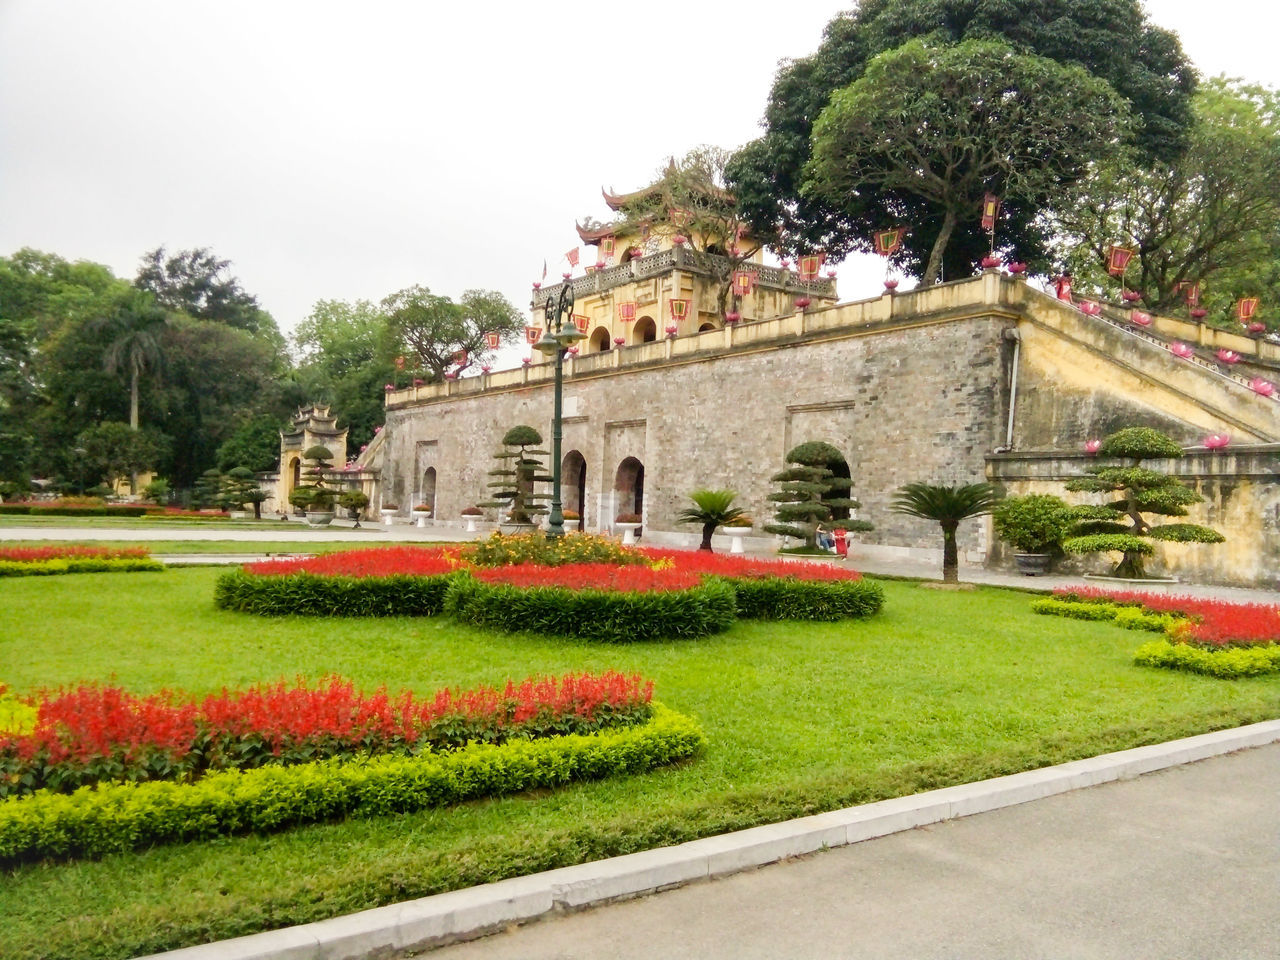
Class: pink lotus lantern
1130,310,1152,326
413,378,424,387
1122,290,1142,303
826,269,838,278
883,279,899,291
566,346,579,356
1169,341,1193,358
359,444,368,452
374,425,382,434
1250,377,1275,397
1248,321,1267,334
725,310,741,323
613,336,626,346
1079,301,1101,316
1216,349,1240,364
532,282,541,290
795,296,812,309
562,272,571,280
444,372,457,380
980,255,1001,269
521,356,532,366
384,383,395,392
595,261,606,271
780,259,790,270
1007,262,1027,275
1204,434,1231,451
1085,439,1102,455
672,235,687,246
665,324,678,337
481,364,492,373
1190,307,1207,319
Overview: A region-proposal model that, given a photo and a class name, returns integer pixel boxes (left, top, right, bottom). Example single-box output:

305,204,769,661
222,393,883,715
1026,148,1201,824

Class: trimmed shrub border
0,557,164,577
1030,597,1177,633
1134,639,1280,678
0,704,703,865
444,575,738,642
0,504,149,517
213,571,456,617
723,576,884,621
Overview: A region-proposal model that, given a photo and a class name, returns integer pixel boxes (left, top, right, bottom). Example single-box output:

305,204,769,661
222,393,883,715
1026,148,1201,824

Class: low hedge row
0,505,149,517
444,575,738,642
1133,639,1280,678
214,568,886,634
0,557,165,577
1030,597,1178,633
0,705,703,864
213,571,456,617
724,577,884,621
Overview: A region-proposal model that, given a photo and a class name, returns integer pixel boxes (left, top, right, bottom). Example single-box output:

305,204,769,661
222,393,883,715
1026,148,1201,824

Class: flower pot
614,521,641,545
721,526,752,555
1013,553,1052,576
305,510,335,527
462,514,482,533
380,509,397,525
411,509,432,528
499,521,539,536
229,509,252,520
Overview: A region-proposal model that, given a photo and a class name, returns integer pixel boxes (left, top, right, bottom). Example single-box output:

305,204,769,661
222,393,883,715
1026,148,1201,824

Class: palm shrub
480,425,552,524
1062,427,1224,578
763,442,873,549
677,489,749,551
891,482,999,583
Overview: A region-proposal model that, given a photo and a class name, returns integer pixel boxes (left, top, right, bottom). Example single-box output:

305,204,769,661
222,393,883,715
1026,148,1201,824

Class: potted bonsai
992,493,1072,575
380,501,399,524
338,489,370,527
305,485,336,526
614,512,643,545
461,505,484,533
411,502,433,527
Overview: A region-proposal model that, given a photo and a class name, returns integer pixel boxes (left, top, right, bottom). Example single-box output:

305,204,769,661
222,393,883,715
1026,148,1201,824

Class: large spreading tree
382,286,523,382
726,0,1195,279
805,39,1128,285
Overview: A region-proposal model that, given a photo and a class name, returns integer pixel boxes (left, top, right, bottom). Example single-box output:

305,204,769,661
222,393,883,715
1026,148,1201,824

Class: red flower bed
246,546,461,578
146,507,229,518
638,548,863,582
472,562,701,593
1055,587,1280,647
0,671,653,798
0,545,151,563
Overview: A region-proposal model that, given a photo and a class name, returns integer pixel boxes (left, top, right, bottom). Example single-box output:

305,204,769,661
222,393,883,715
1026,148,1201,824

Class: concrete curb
143,719,1280,960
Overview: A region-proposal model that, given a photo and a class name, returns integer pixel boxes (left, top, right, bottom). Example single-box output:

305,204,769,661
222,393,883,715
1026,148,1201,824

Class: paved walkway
431,743,1280,960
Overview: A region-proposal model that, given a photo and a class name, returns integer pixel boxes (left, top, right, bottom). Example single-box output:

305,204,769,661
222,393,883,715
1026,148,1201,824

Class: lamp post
533,281,585,539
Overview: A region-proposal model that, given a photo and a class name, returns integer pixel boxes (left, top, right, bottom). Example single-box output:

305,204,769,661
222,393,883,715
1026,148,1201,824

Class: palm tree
891,482,1000,583
677,489,749,552
100,291,168,432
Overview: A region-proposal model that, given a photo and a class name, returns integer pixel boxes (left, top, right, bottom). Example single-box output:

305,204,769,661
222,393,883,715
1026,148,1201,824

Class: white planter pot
411,510,432,528
305,511,335,527
462,515,481,533
380,509,397,525
615,522,641,546
721,527,752,555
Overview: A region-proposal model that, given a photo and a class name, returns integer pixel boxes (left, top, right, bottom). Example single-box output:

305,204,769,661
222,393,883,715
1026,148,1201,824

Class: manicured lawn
1,568,1276,960
0,538,411,554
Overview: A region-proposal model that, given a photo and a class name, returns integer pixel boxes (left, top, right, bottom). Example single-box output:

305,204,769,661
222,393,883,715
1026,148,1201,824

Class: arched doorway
828,454,852,521
589,326,611,353
420,466,437,513
614,457,644,520
289,456,300,492
633,316,657,344
562,450,586,531
698,321,717,332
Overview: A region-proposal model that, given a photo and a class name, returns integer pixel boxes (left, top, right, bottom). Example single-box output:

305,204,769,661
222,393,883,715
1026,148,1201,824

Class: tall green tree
383,286,523,382
97,289,169,432
135,247,282,347
726,0,1195,276
75,422,164,491
806,39,1128,285
1051,78,1280,324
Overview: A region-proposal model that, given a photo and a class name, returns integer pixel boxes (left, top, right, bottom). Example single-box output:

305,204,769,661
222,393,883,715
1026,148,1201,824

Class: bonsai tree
338,489,369,522
992,494,1073,554
301,445,335,512
192,468,225,510
1063,427,1224,578
287,486,316,513
480,425,552,524
891,482,1000,583
763,441,872,549
677,489,749,552
222,467,258,512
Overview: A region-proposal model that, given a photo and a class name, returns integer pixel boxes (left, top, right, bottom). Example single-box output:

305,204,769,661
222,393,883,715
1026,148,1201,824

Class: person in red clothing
1053,272,1074,302
833,528,849,559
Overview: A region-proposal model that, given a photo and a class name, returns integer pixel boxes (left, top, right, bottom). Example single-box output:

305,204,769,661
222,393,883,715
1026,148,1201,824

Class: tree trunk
129,364,140,494
700,521,716,551
941,521,959,583
921,207,958,287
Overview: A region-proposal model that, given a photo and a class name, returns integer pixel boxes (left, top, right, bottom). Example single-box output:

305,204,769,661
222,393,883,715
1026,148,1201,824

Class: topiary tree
1063,427,1224,578
677,489,750,552
193,468,225,510
891,482,1000,583
992,494,1074,554
222,466,258,512
763,442,873,549
479,425,552,525
301,445,335,511
338,488,369,522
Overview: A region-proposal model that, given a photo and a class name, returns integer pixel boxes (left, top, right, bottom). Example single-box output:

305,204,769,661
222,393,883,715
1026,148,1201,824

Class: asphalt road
429,744,1280,960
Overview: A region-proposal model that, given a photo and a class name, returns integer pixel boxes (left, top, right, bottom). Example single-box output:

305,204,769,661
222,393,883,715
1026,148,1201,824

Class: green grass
0,539,414,554
0,569,1276,959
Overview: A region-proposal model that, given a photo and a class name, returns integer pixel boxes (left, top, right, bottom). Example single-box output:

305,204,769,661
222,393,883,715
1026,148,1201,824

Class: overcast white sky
2,1,1276,348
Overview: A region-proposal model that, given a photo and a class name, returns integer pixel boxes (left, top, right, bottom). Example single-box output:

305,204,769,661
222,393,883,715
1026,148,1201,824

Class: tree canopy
382,286,523,381
806,39,1128,285
727,0,1196,276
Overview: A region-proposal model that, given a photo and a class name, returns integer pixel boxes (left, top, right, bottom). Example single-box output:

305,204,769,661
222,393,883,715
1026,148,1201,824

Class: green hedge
0,505,149,517
1134,639,1280,678
0,705,703,865
213,571,456,617
724,577,885,621
0,557,165,578
1030,597,1177,633
444,576,737,641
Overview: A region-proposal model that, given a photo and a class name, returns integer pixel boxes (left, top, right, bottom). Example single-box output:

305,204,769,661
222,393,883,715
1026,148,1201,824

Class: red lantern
525,326,541,344
795,297,812,309
485,331,501,349
618,301,637,322
573,314,589,333
668,299,691,322
1237,297,1259,321
613,336,626,346
725,311,741,323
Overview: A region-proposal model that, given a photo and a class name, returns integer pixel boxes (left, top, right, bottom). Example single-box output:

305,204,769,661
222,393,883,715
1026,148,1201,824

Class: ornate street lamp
534,281,585,538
